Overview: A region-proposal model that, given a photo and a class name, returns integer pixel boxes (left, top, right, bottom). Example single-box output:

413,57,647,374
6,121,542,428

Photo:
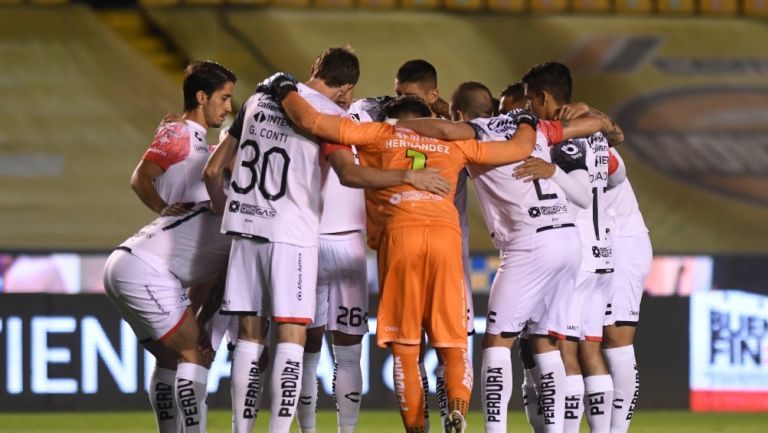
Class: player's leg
519,337,545,433
267,242,318,433
482,332,516,433
142,340,182,433
419,334,433,433
223,238,269,433
601,232,651,433
376,226,429,433
298,325,325,433
579,273,615,433
325,232,369,433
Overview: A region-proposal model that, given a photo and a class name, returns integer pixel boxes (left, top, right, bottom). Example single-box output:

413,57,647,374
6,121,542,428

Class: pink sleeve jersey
143,120,211,205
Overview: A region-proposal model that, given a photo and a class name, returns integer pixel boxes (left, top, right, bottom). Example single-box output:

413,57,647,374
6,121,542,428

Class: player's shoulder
298,83,344,115
152,120,189,145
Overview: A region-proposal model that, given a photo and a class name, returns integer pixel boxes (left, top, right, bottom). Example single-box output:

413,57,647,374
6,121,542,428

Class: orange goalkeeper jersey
323,118,489,250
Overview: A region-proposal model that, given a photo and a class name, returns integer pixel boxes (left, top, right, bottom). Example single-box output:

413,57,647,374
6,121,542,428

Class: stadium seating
0,3,178,249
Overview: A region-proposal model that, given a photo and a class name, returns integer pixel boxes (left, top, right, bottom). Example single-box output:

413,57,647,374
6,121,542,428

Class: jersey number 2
231,139,290,201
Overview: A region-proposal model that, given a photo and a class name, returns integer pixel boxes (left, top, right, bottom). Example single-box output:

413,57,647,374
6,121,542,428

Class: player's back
120,204,231,287
145,120,211,204
468,115,573,248
347,123,483,249
551,132,613,271
223,84,342,246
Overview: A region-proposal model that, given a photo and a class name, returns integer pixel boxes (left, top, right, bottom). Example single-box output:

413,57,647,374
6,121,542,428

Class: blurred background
1,0,767,416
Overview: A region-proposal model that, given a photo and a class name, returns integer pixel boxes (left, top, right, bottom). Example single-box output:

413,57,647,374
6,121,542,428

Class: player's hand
555,102,590,120
511,110,538,129
257,72,298,102
160,202,194,216
405,168,451,196
514,157,556,182
431,97,451,119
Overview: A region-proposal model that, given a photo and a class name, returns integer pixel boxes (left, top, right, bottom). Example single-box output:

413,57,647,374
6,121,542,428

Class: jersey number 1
406,148,427,170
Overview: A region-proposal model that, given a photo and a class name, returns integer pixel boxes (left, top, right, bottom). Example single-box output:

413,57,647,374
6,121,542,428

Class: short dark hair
383,95,432,119
521,62,572,104
183,61,237,112
310,46,360,88
396,59,437,89
500,81,525,100
450,81,494,120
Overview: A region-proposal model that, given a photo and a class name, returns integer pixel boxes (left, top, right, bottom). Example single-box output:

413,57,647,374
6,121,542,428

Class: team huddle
103,46,652,433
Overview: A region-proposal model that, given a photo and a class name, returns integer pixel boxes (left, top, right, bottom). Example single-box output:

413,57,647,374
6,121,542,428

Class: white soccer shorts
222,237,317,324
462,234,476,334
572,271,614,341
312,232,369,335
103,249,189,341
606,231,652,325
500,227,580,338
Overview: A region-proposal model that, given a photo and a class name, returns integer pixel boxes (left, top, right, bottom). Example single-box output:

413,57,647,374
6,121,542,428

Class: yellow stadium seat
401,0,441,8
270,0,310,6
700,0,738,15
487,0,525,11
657,0,696,14
315,0,354,6
184,0,224,4
572,0,611,12
744,0,768,16
614,0,653,13
139,0,181,5
445,0,484,9
530,0,568,12
358,0,397,8
228,0,269,5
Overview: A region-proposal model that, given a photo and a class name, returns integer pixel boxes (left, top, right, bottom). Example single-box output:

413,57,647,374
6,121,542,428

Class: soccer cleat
444,410,467,433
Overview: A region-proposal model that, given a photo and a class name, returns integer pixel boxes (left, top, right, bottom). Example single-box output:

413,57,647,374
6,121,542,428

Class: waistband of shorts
319,231,364,242
494,223,576,249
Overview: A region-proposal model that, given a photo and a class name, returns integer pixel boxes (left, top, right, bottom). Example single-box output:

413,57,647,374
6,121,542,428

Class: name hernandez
385,133,451,154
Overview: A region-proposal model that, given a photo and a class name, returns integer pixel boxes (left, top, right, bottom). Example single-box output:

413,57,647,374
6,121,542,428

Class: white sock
522,368,545,433
563,375,584,433
231,339,266,433
533,351,567,433
584,375,614,433
149,366,180,433
435,364,448,427
419,360,431,431
297,351,320,433
603,345,638,433
333,344,363,429
269,342,305,433
481,347,512,433
176,362,208,433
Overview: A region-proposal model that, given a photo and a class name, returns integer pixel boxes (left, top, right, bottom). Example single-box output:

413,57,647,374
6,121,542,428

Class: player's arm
474,113,538,165
204,133,239,214
395,117,477,141
607,148,627,189
326,148,451,196
514,158,591,209
556,102,624,146
130,160,190,216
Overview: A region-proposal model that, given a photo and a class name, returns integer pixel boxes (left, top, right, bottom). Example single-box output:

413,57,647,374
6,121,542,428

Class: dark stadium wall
0,294,690,411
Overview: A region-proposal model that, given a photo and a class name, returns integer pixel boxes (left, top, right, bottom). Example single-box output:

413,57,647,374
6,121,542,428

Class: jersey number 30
231,139,290,201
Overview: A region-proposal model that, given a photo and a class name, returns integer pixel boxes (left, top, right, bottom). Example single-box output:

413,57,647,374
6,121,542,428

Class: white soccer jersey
317,103,369,234
142,120,211,204
605,178,648,238
120,205,231,287
467,115,574,248
222,84,340,246
551,133,613,272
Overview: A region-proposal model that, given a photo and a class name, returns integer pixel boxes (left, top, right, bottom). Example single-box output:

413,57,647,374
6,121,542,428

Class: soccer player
602,149,651,433
131,61,235,216
396,82,605,433
516,62,624,433
126,60,236,433
264,73,545,433
203,48,449,433
103,203,232,433
498,82,526,115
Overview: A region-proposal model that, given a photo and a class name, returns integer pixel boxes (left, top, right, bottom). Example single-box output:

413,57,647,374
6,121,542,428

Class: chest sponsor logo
253,110,290,127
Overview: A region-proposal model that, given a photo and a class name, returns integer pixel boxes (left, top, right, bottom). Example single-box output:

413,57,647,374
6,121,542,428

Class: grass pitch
1,410,767,432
